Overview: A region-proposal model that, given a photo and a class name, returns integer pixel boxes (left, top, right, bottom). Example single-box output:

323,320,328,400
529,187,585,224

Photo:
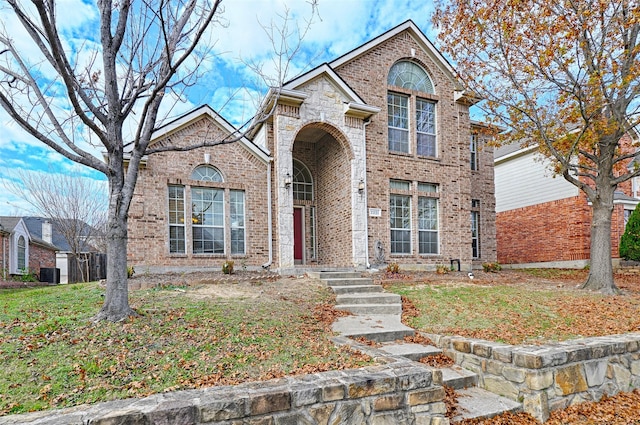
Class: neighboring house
22,217,106,284
0,216,58,279
127,20,497,273
494,132,640,268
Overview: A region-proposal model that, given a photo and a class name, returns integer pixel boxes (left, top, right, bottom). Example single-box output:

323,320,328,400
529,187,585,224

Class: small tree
620,204,640,261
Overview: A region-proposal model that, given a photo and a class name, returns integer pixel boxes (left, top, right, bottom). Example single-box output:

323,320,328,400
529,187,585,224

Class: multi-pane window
390,194,411,254
387,61,436,156
470,134,479,171
471,199,480,258
418,183,439,254
416,99,436,157
17,236,26,270
387,93,409,153
168,185,186,254
230,190,245,255
169,165,246,256
293,160,313,201
191,165,223,182
390,181,440,256
192,187,224,254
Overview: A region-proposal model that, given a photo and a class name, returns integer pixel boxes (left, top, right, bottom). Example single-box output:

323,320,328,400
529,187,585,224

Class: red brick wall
29,243,56,274
0,233,8,274
497,133,637,265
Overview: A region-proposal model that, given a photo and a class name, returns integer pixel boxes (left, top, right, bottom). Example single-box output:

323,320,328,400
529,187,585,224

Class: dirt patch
127,271,323,301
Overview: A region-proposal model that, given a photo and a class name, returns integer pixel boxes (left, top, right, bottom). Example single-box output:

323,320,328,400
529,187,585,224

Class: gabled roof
149,104,272,163
329,20,464,92
283,63,367,104
0,216,22,234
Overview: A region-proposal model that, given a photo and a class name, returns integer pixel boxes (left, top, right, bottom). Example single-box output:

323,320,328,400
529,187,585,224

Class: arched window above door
293,160,313,201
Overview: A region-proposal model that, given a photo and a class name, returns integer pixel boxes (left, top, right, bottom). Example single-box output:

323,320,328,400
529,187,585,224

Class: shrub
222,261,234,274
435,264,450,274
127,266,135,278
620,203,640,261
386,262,400,274
482,262,502,273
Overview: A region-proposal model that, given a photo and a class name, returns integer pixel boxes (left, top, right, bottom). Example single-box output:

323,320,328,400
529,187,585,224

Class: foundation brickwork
0,362,449,425
428,332,640,422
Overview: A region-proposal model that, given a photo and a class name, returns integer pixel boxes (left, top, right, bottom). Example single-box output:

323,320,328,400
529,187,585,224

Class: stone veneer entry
429,332,640,422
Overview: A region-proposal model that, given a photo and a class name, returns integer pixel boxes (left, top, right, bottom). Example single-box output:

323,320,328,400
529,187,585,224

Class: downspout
262,159,274,269
363,118,371,269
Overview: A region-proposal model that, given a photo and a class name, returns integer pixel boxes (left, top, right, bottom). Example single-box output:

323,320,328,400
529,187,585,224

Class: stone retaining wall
0,361,448,425
428,332,640,422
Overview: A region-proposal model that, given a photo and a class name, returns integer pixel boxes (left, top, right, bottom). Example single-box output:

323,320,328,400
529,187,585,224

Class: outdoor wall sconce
284,172,292,188
358,179,365,194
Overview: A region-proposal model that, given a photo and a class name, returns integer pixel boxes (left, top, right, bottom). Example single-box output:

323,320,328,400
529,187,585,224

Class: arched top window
293,160,313,201
191,165,223,182
388,61,434,94
17,235,26,270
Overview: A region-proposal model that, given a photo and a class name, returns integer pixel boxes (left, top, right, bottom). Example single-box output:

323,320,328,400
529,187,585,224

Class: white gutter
262,159,274,269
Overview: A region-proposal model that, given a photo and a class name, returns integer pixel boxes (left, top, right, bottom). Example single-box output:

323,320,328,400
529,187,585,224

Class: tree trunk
93,181,136,322
582,191,620,294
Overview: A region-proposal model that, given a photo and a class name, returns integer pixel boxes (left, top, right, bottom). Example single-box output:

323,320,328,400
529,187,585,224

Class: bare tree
0,1,316,321
436,0,640,294
3,170,107,282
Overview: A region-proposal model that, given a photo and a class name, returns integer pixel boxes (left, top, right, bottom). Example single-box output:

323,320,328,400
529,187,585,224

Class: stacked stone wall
1,362,448,425
429,332,640,422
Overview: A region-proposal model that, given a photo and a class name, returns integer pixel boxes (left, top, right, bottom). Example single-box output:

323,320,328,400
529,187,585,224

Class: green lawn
0,281,369,415
386,281,640,345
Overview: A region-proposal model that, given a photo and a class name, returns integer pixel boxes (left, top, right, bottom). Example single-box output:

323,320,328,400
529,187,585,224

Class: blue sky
0,0,442,216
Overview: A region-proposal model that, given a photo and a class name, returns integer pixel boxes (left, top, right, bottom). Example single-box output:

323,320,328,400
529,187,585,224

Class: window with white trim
471,199,481,258
192,187,224,254
17,235,26,270
470,133,479,171
167,165,246,256
390,193,411,254
387,61,437,156
168,185,186,254
293,160,313,201
230,190,245,255
418,184,439,254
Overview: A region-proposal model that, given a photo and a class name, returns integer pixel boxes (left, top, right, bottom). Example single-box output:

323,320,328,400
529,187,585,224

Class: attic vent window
388,61,434,94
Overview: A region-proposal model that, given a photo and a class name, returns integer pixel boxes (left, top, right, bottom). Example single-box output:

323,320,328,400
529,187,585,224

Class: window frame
471,199,481,259
416,98,437,157
168,185,186,254
470,133,479,171
390,193,412,254
230,190,246,255
387,92,410,154
17,235,26,271
191,187,225,255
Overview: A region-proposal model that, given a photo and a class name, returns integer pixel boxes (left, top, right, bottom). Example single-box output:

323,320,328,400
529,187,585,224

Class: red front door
294,208,303,263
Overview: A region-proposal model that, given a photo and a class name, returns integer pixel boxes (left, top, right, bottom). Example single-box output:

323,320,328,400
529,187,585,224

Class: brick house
0,216,58,279
128,20,497,273
494,131,640,267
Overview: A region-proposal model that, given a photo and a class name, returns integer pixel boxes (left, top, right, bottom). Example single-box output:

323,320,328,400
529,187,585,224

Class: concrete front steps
313,271,522,422
379,341,522,422
313,271,412,342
